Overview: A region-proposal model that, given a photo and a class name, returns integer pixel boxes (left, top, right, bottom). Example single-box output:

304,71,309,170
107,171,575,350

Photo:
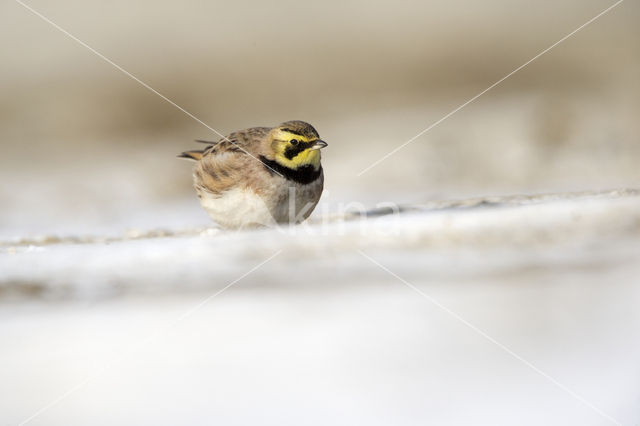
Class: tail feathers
178,150,204,161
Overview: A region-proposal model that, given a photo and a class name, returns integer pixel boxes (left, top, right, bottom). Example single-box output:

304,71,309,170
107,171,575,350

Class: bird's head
268,121,327,170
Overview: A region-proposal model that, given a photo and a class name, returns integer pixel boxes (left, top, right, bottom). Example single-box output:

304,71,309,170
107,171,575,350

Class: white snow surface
1,189,640,426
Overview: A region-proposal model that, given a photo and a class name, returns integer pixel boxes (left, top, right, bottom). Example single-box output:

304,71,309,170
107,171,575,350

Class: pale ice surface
1,189,640,426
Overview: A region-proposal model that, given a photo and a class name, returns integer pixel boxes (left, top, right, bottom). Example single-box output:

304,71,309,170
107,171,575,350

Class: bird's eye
290,139,299,146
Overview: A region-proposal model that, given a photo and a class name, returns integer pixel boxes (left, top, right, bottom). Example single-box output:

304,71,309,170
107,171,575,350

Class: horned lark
179,120,328,229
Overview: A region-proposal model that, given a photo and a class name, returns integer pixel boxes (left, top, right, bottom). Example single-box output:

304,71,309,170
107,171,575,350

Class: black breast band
259,156,322,185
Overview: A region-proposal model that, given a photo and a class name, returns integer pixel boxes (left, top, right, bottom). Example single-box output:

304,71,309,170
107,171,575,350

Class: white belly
200,187,276,229
199,181,322,229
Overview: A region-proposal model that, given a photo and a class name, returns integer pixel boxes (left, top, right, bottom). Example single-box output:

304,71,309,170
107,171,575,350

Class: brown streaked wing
194,127,271,196
201,127,271,156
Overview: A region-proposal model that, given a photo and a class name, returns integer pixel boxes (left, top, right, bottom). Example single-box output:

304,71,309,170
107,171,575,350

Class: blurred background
2,1,640,425
1,0,639,236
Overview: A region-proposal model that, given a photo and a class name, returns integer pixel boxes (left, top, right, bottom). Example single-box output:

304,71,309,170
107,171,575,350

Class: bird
179,120,328,229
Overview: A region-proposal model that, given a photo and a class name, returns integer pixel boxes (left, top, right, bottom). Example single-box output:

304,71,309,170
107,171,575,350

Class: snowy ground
1,189,640,426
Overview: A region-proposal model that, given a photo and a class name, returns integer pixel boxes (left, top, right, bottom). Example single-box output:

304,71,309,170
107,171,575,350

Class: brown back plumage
178,127,271,161
179,126,273,197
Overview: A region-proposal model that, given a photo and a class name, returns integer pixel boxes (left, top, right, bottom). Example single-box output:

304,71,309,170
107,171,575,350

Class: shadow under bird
179,120,328,229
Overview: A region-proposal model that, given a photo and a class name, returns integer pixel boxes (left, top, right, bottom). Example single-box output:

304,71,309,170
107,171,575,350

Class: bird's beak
310,139,328,150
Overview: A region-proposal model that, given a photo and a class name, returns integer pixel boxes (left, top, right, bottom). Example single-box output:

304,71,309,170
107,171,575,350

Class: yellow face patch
271,131,321,170
274,129,312,144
